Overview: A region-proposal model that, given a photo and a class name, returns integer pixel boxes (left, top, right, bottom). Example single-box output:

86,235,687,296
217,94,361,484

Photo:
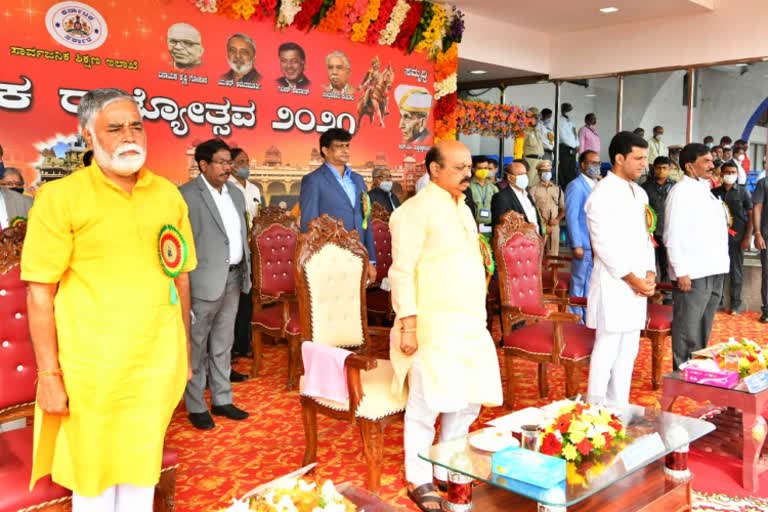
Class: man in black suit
368,167,401,212
491,159,541,232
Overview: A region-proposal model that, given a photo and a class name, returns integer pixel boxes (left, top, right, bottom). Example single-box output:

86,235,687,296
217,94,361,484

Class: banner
0,0,435,205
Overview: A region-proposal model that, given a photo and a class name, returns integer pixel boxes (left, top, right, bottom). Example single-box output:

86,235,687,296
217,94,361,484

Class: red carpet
165,310,768,511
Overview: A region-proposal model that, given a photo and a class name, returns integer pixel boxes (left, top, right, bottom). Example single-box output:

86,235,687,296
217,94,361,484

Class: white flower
278,0,303,28
434,73,457,99
298,479,317,492
274,495,299,512
378,0,411,45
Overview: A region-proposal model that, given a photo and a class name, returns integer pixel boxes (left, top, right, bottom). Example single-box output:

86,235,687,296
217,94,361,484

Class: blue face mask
586,165,601,179
235,166,250,179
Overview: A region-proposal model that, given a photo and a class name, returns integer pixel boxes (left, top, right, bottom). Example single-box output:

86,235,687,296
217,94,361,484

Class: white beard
228,59,253,77
92,136,146,176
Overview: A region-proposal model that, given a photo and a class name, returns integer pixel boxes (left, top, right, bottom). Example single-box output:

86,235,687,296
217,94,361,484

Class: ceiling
452,0,713,34
458,57,543,87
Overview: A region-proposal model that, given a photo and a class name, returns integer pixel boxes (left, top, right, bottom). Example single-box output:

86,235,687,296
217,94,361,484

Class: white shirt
585,172,656,332
512,186,539,231
228,176,261,228
558,115,578,148
415,173,430,193
663,175,729,280
0,191,8,229
734,159,747,185
539,120,554,151
580,173,596,190
202,177,244,265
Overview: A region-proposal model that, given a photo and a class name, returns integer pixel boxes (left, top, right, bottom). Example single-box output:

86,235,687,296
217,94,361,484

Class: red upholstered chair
296,215,405,493
366,203,394,325
643,283,674,390
0,222,177,512
493,212,595,408
249,206,301,389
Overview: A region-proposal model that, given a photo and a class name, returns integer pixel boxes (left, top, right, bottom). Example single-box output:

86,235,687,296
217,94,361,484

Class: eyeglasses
211,159,233,167
168,39,201,48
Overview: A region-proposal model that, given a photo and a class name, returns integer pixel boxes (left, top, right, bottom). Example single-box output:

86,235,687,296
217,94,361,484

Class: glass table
662,370,768,492
420,404,714,510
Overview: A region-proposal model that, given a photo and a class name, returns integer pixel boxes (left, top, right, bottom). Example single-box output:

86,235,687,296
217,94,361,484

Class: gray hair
227,33,255,54
77,88,137,130
326,50,350,70
372,167,390,179
2,167,23,185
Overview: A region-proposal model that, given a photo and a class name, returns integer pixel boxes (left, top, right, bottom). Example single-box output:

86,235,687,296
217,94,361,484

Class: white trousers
73,484,154,512
404,362,481,486
587,327,640,406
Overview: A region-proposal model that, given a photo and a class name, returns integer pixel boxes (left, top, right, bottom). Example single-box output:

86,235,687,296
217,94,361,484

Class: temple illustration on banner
37,136,88,182
187,144,425,207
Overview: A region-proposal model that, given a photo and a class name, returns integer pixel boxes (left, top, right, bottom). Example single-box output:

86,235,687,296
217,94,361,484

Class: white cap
394,85,432,114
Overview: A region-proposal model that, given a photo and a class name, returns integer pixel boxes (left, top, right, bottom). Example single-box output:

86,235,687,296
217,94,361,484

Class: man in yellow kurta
22,88,196,512
389,140,502,511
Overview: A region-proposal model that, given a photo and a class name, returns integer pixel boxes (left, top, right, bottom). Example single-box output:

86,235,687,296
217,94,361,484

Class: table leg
741,412,767,492
661,393,677,412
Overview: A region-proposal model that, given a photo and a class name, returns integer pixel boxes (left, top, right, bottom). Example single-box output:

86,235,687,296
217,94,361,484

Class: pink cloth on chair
301,342,353,403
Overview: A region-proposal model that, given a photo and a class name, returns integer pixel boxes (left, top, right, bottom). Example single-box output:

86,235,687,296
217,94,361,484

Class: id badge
479,208,491,219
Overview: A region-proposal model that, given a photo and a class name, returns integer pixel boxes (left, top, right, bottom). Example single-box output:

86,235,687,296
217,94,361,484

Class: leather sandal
407,482,443,512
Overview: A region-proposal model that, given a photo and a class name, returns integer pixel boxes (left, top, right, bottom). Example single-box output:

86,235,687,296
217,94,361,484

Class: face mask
474,168,489,181
235,166,250,179
706,143,714,149
586,165,601,179
514,174,529,190
379,180,393,193
723,174,738,185
737,154,745,163
654,134,663,141
10,187,24,194
540,172,552,183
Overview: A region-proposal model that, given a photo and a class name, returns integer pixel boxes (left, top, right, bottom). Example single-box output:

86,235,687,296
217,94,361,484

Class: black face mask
10,187,24,194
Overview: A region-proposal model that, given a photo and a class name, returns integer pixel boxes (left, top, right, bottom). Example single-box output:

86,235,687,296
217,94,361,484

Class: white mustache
114,143,145,158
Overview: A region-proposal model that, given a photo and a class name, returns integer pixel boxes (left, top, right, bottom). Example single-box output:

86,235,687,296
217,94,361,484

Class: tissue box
491,447,566,489
683,366,738,388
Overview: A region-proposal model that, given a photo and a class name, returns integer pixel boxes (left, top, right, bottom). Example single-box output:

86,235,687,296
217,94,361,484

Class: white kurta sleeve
388,205,427,319
586,189,633,280
663,186,692,279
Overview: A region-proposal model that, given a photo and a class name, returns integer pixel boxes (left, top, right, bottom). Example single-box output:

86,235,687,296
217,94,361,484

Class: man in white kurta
389,140,502,509
585,132,657,406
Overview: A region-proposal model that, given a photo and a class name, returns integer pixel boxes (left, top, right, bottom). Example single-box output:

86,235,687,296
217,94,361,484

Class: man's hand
187,362,193,381
756,234,767,251
573,247,584,259
742,236,752,251
548,219,559,227
677,276,692,293
37,375,69,415
399,331,418,356
624,273,655,297
367,263,377,285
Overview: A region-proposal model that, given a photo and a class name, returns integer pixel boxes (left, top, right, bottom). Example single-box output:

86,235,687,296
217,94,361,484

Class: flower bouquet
539,401,627,465
709,338,767,379
220,478,357,512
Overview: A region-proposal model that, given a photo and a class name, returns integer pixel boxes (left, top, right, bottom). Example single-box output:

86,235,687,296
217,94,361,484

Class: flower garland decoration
316,0,354,33
344,0,369,33
365,0,399,45
710,338,767,378
350,0,381,42
456,99,536,139
292,0,325,30
277,0,304,28
414,2,446,53
377,0,411,46
392,0,423,51
540,401,627,465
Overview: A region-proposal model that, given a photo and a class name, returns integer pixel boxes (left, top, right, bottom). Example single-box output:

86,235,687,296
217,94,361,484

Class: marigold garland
364,0,398,45
344,0,369,33
316,0,354,33
456,98,536,139
350,0,381,42
414,2,445,53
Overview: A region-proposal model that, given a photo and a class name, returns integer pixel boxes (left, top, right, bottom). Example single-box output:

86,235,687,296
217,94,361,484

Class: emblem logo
45,2,108,51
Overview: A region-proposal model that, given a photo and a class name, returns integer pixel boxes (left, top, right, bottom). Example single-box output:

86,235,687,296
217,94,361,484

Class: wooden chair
493,212,595,408
366,203,394,325
543,256,572,311
296,215,405,493
0,222,178,512
249,206,301,389
643,282,674,390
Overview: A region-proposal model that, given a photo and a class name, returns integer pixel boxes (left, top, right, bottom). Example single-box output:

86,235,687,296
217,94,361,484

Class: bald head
426,140,472,199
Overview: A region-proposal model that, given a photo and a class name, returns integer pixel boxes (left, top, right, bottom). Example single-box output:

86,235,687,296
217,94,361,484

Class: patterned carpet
165,309,768,511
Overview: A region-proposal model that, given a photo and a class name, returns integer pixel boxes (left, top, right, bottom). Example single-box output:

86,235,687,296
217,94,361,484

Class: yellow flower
562,444,578,461
591,433,606,450
566,462,585,486
569,429,586,444
568,420,587,436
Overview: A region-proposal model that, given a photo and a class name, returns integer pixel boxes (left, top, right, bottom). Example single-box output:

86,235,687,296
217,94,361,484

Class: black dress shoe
188,411,215,430
230,370,249,382
211,404,249,420
760,313,768,323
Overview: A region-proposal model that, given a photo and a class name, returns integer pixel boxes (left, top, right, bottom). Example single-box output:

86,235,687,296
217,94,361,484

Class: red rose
541,432,562,456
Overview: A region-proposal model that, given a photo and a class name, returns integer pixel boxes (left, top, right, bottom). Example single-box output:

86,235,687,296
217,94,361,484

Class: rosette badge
158,225,188,304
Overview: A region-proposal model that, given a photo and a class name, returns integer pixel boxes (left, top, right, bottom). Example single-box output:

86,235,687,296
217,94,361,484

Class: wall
548,0,768,78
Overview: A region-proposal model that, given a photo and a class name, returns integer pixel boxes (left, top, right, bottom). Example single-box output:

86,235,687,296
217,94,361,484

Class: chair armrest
345,355,378,418
548,311,581,323
656,282,674,292
569,296,588,307
345,354,378,371
367,326,391,339
545,255,573,263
